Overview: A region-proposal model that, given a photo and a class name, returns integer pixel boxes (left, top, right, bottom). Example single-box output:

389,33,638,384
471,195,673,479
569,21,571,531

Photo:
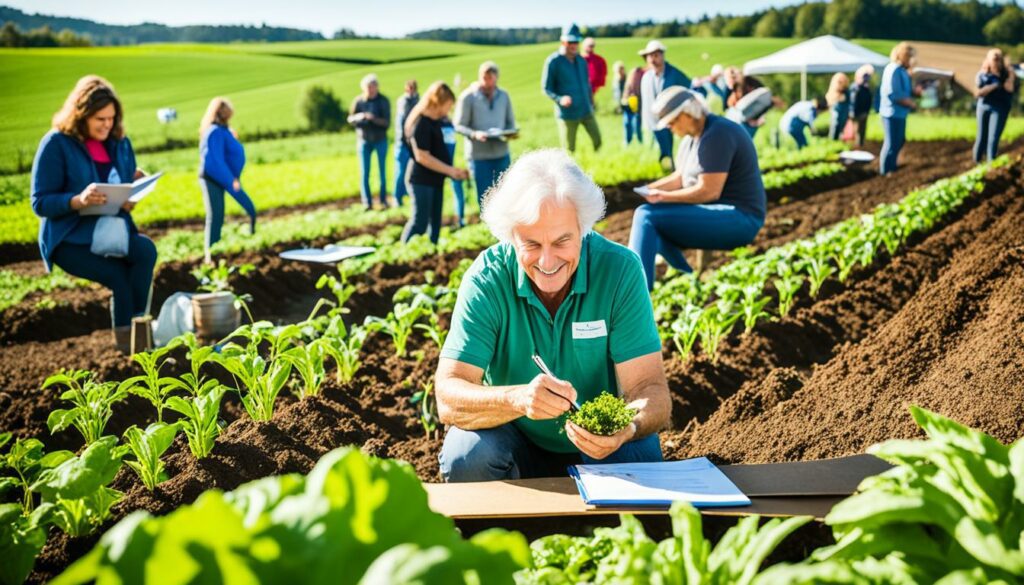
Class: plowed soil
7,139,1024,583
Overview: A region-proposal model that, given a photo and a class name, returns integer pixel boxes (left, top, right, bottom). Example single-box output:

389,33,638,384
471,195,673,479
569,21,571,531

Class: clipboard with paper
80,172,163,216
569,456,751,507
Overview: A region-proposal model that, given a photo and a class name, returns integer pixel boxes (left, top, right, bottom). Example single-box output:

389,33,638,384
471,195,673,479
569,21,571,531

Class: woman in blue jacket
879,43,917,175
974,49,1018,163
30,75,157,351
198,97,256,263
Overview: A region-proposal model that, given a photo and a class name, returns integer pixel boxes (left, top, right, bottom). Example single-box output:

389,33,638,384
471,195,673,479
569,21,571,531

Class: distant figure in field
394,79,419,206
612,60,626,114
621,66,646,145
348,73,391,209
879,42,918,175
639,40,692,170
402,81,470,244
780,98,828,150
691,64,728,106
826,72,851,141
724,67,769,138
628,87,766,290
542,23,601,153
31,75,157,352
454,60,517,210
581,37,608,100
974,48,1018,162
198,97,257,264
441,113,467,228
850,65,875,147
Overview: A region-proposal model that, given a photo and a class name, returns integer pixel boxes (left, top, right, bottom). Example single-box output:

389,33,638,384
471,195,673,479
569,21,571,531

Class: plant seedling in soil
773,274,805,318
31,435,125,537
804,256,835,298
567,392,637,436
670,305,703,363
45,370,128,446
320,317,368,385
739,283,772,335
410,381,440,440
119,339,181,422
316,266,356,317
120,423,179,491
365,301,426,358
283,339,328,399
0,433,73,514
166,386,226,459
414,309,448,349
164,332,221,396
697,300,740,364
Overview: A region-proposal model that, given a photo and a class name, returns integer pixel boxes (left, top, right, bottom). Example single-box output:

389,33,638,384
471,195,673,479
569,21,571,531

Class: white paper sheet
571,457,751,507
278,245,376,264
80,172,164,216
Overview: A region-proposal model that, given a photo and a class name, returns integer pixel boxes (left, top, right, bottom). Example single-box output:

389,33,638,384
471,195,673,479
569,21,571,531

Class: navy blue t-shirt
977,71,1014,112
676,114,766,220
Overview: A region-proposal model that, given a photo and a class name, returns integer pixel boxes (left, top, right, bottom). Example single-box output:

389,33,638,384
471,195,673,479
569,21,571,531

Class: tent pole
801,67,807,102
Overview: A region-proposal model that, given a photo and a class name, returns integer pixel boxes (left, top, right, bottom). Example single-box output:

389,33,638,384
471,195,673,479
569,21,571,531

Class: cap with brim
653,86,697,130
638,40,667,56
561,24,582,43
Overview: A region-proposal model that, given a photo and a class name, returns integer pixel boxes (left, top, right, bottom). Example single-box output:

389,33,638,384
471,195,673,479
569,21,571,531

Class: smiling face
512,199,582,302
86,103,116,142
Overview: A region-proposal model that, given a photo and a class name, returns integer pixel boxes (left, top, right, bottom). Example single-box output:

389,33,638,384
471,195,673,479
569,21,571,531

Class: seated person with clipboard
30,75,158,352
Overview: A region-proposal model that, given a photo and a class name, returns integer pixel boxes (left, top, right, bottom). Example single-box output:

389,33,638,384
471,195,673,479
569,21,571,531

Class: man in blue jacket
542,23,601,153
639,40,692,170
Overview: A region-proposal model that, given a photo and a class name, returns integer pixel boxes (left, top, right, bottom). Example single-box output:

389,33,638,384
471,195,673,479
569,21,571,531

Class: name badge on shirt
572,320,607,339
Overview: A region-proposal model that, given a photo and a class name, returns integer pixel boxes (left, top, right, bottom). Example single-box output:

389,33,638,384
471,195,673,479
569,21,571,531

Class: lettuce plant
165,386,225,460
45,370,128,446
121,423,179,491
282,339,328,399
31,436,124,537
0,433,73,514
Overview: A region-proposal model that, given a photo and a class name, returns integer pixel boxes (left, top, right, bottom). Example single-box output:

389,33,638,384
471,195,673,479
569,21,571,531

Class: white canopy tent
743,35,890,102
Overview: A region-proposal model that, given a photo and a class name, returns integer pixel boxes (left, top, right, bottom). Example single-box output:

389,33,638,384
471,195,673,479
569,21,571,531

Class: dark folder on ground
424,454,890,521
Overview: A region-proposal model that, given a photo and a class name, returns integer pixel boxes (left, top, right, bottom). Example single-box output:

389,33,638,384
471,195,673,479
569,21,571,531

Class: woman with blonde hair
826,72,851,141
402,81,469,244
974,48,1018,162
30,75,157,352
198,97,256,262
878,42,917,175
850,64,875,147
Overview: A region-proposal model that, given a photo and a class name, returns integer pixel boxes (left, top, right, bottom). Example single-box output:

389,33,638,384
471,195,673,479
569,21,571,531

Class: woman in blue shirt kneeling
30,75,157,352
198,97,257,263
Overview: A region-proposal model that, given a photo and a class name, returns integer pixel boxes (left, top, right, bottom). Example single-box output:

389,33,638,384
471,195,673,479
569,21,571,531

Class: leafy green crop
55,447,528,585
282,339,328,399
0,433,73,515
517,502,810,584
32,436,124,538
120,423,179,491
216,323,298,421
119,340,181,422
165,387,226,460
319,316,368,385
568,392,637,436
44,370,128,446
365,301,427,358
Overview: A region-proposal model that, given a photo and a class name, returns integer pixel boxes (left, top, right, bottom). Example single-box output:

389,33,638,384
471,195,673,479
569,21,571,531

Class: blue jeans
974,104,1009,163
469,154,511,209
628,203,764,290
438,423,663,482
623,109,642,145
358,139,388,206
393,142,412,205
200,179,256,254
52,235,157,327
879,116,906,175
787,122,809,149
445,142,465,226
402,182,444,244
654,128,674,165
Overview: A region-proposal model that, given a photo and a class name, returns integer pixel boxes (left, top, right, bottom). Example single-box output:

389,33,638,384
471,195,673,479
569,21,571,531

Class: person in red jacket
582,37,608,100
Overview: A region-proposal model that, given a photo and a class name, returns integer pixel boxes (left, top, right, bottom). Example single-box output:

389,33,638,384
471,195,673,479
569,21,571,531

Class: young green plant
567,392,637,436
44,370,128,446
120,423,179,491
165,386,226,459
321,317,368,385
0,433,73,514
120,339,181,422
31,435,124,537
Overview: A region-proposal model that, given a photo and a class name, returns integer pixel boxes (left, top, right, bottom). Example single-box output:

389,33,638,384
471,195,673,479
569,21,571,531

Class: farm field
3,33,1024,584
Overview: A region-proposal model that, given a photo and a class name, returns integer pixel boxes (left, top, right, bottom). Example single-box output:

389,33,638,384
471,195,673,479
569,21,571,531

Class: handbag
91,215,130,258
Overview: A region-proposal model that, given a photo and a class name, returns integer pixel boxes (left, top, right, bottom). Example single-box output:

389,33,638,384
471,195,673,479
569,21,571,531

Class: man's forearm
627,383,671,437
663,183,720,204
436,376,523,429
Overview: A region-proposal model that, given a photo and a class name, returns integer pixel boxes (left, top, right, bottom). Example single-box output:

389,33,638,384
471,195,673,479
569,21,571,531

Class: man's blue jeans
787,122,809,150
401,182,444,244
393,142,412,205
879,116,906,176
445,142,466,226
628,202,764,290
439,422,663,482
974,104,1009,163
469,154,511,210
358,139,388,206
623,109,642,145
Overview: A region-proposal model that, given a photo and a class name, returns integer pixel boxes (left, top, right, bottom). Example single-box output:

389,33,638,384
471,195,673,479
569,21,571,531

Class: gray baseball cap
653,86,698,130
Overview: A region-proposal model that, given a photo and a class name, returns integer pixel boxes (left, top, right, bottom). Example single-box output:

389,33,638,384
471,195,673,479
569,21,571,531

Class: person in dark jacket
850,65,875,147
974,49,1018,162
30,75,156,352
348,73,391,209
198,97,256,263
542,23,601,153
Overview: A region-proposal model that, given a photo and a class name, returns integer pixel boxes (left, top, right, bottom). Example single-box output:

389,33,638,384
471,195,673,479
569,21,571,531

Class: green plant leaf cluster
568,392,637,436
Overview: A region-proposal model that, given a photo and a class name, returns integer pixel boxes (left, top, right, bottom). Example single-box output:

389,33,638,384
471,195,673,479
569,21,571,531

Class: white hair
680,93,710,121
481,149,606,243
479,60,499,77
360,73,378,92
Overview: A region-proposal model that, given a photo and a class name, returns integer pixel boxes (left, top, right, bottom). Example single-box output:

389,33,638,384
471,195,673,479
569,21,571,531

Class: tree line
409,0,1024,47
0,21,91,47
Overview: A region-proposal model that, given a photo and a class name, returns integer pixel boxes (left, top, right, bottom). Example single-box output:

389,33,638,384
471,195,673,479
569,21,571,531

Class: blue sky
7,0,805,37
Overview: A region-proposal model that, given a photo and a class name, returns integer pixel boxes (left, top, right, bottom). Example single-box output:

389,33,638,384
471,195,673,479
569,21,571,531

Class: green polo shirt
440,232,662,453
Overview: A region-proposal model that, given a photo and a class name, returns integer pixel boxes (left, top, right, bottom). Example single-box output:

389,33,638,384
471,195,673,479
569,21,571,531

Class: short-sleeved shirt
977,71,1013,112
408,115,452,189
675,114,766,220
780,100,818,132
440,233,662,453
879,62,912,119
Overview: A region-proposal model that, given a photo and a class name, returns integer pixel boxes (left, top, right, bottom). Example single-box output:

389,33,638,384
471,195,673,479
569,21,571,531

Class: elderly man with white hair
435,149,671,482
347,73,391,210
628,86,766,290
